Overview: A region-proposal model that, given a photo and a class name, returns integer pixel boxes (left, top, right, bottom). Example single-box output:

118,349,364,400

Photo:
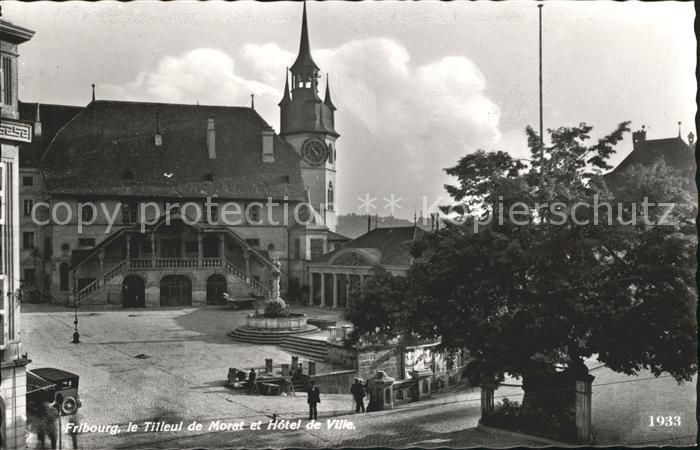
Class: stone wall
326,342,358,370
308,369,357,394
357,344,403,381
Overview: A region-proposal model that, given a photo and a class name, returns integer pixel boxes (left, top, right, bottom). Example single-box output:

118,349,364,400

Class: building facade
1,17,35,450
16,3,345,310
305,226,425,308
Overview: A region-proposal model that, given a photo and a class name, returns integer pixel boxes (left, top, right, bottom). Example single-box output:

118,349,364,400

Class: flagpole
538,3,545,186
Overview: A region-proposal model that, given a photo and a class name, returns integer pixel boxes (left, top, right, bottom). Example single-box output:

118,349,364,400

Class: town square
1,1,697,449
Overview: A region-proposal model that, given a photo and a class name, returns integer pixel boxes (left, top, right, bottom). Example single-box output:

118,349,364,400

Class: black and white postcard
0,1,697,448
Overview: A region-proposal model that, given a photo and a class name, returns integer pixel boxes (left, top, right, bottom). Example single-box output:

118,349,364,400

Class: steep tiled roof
313,226,425,266
327,231,351,242
18,102,84,167
41,100,306,201
606,136,695,190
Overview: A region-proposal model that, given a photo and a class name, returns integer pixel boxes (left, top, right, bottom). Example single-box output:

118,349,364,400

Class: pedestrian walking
27,400,58,449
307,380,321,420
351,378,366,413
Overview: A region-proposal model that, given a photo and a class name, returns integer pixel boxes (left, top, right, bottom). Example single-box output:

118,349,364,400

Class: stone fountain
229,257,317,344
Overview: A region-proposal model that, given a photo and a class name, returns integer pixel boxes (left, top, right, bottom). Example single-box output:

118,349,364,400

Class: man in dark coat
248,368,257,393
307,380,321,420
350,378,366,413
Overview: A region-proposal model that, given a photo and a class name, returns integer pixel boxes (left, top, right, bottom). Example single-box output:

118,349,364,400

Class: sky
5,1,696,219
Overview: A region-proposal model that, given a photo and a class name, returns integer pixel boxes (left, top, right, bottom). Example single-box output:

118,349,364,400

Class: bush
264,299,289,318
481,398,576,443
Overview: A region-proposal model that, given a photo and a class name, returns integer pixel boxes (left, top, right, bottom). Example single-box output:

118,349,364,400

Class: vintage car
26,368,82,416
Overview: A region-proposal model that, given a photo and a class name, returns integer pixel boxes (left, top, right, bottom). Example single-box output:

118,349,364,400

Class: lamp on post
71,299,81,344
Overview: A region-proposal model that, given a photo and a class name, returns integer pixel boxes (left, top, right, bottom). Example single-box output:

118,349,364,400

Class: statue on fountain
264,257,288,317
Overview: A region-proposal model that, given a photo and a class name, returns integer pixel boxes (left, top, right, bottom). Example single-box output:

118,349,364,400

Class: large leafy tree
348,122,697,411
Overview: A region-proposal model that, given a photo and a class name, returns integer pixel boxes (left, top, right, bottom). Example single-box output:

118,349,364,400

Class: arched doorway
122,275,145,308
206,274,227,304
160,275,192,307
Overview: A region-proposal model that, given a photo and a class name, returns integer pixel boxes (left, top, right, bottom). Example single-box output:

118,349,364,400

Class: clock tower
279,1,339,231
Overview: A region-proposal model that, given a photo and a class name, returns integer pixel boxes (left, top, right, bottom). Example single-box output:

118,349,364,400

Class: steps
279,335,328,361
228,326,317,345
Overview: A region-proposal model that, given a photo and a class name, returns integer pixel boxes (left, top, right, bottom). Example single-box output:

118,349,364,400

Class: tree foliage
348,122,697,388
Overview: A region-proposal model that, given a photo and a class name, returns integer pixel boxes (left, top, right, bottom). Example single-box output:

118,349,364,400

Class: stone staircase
73,260,127,305
279,335,328,361
73,257,269,307
227,327,316,345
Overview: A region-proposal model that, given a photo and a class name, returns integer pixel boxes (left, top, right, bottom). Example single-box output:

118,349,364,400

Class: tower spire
324,74,336,110
251,94,255,110
291,0,319,72
278,68,292,106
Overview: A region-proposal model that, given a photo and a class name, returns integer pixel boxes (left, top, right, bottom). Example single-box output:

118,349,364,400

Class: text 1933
649,416,681,427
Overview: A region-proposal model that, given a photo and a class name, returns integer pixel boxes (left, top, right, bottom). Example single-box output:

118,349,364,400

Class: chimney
34,103,42,138
367,215,371,233
154,112,162,147
262,128,275,163
207,118,216,159
688,132,695,147
632,125,646,150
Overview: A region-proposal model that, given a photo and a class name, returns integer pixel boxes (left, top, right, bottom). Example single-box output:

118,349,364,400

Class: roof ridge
19,100,85,109
89,99,256,110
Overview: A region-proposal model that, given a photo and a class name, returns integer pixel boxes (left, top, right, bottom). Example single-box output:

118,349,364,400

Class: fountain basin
230,312,318,344
246,313,308,331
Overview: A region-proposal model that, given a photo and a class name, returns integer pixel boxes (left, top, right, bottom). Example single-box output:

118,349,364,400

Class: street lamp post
71,299,81,344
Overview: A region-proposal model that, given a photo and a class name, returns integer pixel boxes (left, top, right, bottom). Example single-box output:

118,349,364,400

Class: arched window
328,144,334,164
59,262,70,291
327,182,334,211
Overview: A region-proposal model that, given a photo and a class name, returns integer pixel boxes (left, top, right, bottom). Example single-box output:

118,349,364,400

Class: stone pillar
480,384,495,417
360,274,365,289
126,234,131,261
327,326,337,342
219,233,225,259
308,272,313,305
281,364,290,377
575,375,595,443
150,234,156,266
345,277,350,307
291,356,299,369
98,249,105,273
320,273,326,307
244,249,250,276
180,237,187,258
197,232,203,266
341,324,351,340
265,358,273,374
367,370,395,411
308,361,316,376
411,368,433,401
332,273,338,308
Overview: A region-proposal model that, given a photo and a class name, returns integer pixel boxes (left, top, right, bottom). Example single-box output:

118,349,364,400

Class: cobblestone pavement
21,305,355,449
21,305,696,448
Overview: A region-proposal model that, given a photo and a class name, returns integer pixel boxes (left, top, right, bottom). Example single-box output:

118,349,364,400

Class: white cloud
103,39,502,217
100,48,277,105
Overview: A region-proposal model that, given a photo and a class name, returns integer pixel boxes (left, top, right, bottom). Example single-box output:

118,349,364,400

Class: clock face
302,139,328,165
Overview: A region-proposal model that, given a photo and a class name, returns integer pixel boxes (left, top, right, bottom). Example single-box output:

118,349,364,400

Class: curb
477,422,578,447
